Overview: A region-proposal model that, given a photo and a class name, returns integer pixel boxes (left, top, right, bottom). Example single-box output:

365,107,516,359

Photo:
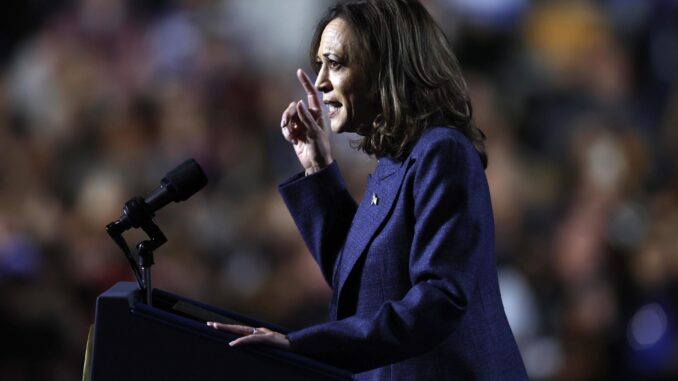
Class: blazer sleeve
278,162,358,285
287,136,494,372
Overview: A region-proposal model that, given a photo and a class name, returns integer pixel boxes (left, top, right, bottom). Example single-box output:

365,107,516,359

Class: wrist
304,166,321,176
304,158,333,176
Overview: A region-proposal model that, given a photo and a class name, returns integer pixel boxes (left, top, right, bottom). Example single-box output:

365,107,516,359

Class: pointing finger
297,68,322,112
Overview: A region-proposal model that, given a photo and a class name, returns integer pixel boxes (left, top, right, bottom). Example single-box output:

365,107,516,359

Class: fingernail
228,341,236,347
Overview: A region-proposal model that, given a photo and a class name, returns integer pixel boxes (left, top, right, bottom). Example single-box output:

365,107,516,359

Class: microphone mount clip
106,196,168,305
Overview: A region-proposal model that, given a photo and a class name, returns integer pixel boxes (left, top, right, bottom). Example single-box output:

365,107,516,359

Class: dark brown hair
310,0,487,168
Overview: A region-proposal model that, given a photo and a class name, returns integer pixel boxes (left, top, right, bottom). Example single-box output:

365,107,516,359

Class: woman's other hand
281,69,333,176
206,322,291,350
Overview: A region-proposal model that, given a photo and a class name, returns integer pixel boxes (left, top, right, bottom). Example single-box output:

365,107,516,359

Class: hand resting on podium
207,322,291,350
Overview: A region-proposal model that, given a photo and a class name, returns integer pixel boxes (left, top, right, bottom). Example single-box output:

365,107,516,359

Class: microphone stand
136,220,166,306
106,196,167,305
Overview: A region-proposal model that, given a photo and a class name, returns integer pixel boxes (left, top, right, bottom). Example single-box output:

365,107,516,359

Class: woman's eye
328,60,341,69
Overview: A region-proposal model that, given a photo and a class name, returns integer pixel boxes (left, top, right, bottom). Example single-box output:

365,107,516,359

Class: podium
87,282,353,380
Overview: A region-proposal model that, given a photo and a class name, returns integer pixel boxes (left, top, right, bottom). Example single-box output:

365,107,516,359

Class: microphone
107,158,208,235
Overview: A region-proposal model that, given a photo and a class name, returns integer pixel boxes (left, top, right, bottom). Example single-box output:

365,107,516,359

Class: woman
209,1,527,379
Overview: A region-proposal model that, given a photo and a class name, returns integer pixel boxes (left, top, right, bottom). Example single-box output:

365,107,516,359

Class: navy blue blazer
279,127,527,380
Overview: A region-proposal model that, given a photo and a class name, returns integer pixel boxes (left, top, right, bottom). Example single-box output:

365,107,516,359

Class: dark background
1,0,677,380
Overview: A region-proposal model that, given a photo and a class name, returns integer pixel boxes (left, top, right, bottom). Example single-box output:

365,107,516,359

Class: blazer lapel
333,157,415,309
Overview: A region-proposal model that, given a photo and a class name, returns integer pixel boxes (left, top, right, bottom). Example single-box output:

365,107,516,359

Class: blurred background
0,0,676,380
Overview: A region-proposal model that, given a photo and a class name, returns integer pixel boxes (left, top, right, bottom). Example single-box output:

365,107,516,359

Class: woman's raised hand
281,69,333,175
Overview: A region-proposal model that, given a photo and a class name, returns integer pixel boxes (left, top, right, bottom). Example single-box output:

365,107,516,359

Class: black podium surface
88,282,353,381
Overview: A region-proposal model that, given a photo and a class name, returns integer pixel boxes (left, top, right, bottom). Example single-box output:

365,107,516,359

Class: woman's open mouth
325,101,342,117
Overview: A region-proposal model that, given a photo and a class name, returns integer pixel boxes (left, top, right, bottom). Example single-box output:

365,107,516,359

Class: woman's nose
315,67,331,93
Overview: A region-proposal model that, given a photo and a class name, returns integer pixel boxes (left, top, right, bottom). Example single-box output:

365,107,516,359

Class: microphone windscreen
163,159,208,201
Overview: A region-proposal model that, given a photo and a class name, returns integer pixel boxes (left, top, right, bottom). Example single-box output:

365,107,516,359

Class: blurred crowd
0,0,676,380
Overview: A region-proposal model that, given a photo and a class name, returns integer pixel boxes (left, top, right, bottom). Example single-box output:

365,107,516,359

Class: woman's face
314,18,375,133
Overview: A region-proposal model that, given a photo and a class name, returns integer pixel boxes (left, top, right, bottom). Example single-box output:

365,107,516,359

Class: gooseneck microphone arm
105,158,207,305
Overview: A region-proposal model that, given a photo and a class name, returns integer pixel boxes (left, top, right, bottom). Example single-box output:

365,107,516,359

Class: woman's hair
310,0,487,168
